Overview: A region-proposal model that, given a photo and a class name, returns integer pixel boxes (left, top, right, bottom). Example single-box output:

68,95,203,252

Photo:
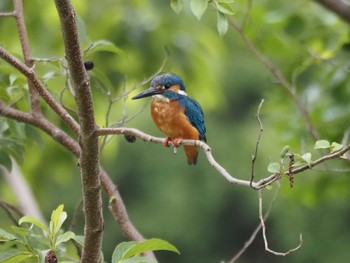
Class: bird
132,73,207,165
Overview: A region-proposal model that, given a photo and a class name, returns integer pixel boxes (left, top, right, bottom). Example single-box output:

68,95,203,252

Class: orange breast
151,99,201,165
151,100,200,141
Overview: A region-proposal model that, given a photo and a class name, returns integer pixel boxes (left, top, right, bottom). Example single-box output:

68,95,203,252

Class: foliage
0,0,350,263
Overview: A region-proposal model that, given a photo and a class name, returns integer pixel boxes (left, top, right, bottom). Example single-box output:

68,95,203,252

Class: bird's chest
151,99,185,137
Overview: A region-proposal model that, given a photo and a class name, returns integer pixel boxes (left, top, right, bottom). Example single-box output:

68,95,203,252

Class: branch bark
53,1,103,262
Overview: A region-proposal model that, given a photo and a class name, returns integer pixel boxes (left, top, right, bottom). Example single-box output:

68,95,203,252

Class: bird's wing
184,97,207,142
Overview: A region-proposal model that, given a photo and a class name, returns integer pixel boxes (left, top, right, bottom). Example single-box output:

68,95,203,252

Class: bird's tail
184,145,199,165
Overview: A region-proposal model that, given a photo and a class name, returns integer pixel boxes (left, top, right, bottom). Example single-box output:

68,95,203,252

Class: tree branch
53,0,103,262
97,127,350,189
0,47,80,135
12,0,41,114
258,190,303,255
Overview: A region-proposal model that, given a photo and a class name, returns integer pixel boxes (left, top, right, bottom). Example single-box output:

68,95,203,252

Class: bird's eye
164,84,170,89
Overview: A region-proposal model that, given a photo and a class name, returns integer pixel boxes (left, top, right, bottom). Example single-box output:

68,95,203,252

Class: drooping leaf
0,150,12,171
301,153,312,166
170,0,183,14
190,0,208,20
213,1,235,15
84,40,124,56
216,11,228,36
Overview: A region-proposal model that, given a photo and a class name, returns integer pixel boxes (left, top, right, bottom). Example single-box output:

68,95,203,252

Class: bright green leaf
330,142,343,152
280,145,290,158
301,153,312,165
170,0,183,15
217,11,228,36
112,241,138,263
55,231,75,247
0,250,33,263
190,0,208,20
19,216,49,234
213,1,235,15
314,140,330,149
123,238,180,259
84,40,124,56
267,162,281,173
72,235,84,247
50,204,66,235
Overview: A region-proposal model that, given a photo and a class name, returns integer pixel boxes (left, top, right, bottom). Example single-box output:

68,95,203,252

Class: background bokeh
1,0,350,262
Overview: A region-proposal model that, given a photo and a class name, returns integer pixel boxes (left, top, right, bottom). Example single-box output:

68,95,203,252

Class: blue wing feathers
163,90,207,142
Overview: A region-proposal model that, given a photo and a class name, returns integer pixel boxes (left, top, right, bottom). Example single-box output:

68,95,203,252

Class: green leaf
19,216,49,234
112,241,138,263
301,153,312,165
267,162,281,173
330,142,343,152
10,226,29,238
216,11,228,36
0,150,12,171
72,235,84,247
280,145,290,158
55,231,75,247
314,140,330,149
0,250,33,263
50,204,66,235
0,229,18,241
213,1,235,15
123,239,180,259
170,0,183,14
84,40,124,56
190,0,208,20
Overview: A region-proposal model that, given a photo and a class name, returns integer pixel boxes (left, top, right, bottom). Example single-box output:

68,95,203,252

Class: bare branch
97,127,350,189
250,99,264,186
229,187,278,263
258,190,303,255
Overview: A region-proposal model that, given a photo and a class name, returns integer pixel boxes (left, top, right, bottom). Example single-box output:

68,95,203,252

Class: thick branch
315,0,350,23
53,1,102,262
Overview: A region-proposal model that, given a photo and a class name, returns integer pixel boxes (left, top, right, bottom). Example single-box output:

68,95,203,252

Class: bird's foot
163,137,172,147
172,137,182,147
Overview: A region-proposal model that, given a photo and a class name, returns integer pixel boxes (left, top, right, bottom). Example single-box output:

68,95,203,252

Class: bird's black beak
132,86,162,100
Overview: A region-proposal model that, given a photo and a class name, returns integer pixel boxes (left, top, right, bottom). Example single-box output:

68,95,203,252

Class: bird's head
132,73,187,100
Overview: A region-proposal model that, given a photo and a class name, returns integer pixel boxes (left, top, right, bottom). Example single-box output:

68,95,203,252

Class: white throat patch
153,94,170,102
178,90,187,96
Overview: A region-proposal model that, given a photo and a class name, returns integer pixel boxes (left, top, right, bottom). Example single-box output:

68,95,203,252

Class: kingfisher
132,73,207,165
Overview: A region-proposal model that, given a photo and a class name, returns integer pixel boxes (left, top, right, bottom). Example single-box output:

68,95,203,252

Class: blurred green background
1,0,350,262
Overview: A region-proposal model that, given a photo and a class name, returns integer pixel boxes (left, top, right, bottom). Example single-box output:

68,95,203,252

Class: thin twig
96,127,350,189
259,190,303,255
229,186,278,263
0,199,24,225
250,99,264,186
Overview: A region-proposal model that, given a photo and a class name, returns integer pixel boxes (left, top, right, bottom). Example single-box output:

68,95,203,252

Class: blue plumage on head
151,73,186,91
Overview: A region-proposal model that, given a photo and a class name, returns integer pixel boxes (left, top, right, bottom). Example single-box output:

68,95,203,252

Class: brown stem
0,47,80,135
53,1,102,262
13,0,41,114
